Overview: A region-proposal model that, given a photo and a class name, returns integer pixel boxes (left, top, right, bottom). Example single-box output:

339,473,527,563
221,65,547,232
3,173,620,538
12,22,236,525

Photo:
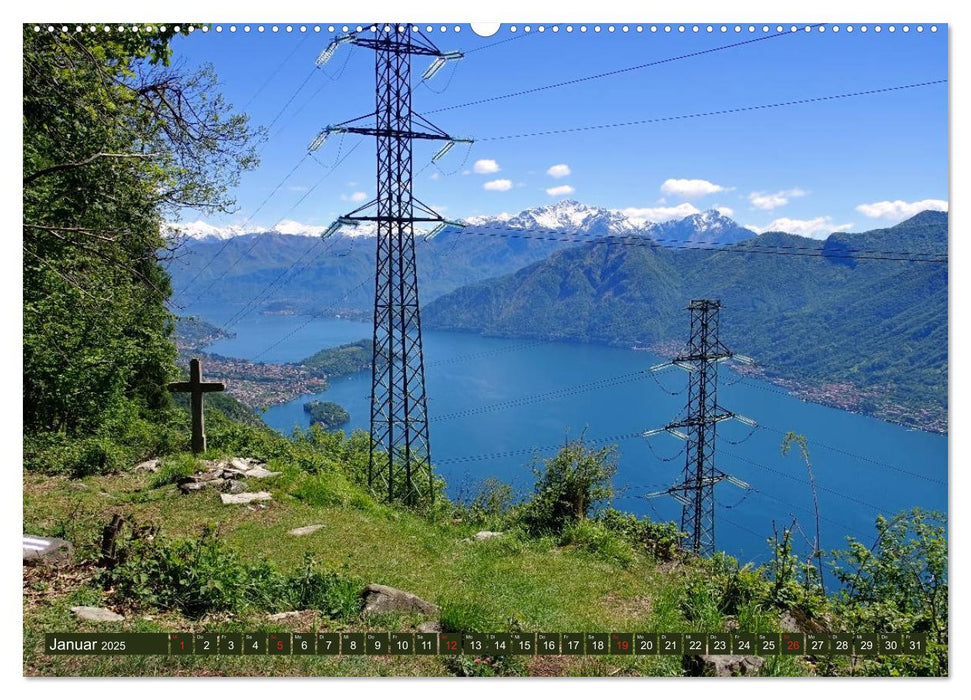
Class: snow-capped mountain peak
170,202,754,247
466,200,642,235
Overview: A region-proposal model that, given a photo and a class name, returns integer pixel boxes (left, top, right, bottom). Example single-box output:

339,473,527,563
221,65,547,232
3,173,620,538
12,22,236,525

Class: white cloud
748,216,853,239
483,179,513,192
660,178,726,200
341,191,368,203
546,163,571,178
748,188,807,210
546,185,575,197
855,199,948,221
473,159,501,174
715,206,734,218
429,171,441,181
621,203,700,226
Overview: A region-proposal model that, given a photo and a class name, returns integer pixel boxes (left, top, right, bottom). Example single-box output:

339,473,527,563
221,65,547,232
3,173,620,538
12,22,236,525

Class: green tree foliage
520,440,617,536
832,509,947,641
23,26,259,436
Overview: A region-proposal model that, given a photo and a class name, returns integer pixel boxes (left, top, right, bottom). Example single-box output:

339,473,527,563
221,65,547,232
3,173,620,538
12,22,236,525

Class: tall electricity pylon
644,299,755,556
310,25,469,505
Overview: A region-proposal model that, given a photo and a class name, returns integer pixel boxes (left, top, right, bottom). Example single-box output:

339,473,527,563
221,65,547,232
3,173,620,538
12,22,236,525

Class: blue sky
172,23,948,238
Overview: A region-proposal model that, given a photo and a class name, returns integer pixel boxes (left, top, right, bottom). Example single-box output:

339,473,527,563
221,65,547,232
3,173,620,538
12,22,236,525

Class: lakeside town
176,352,333,410
639,340,947,435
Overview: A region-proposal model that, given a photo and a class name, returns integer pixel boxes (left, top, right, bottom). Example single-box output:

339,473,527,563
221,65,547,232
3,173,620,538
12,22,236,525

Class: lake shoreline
182,314,946,437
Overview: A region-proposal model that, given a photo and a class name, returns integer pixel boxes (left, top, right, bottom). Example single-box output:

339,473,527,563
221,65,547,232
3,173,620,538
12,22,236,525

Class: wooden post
167,358,226,454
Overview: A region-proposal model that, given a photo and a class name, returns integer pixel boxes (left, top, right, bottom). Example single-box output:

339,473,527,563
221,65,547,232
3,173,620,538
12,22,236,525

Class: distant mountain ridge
422,211,948,431
167,202,758,316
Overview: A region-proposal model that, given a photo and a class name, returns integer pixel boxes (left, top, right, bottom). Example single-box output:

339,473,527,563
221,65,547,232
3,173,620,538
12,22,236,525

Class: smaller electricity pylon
643,299,756,556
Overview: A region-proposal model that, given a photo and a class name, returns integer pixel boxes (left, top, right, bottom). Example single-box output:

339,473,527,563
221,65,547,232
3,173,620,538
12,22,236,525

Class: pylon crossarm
412,113,453,139
412,198,444,220
649,361,673,372
733,413,758,427
332,126,453,141
330,112,378,130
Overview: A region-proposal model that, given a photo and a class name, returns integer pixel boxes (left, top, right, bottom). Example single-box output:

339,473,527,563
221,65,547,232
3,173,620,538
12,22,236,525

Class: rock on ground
175,458,282,495
23,535,74,565
473,531,503,541
686,654,765,677
288,524,325,536
220,491,273,505
417,621,442,633
70,606,124,623
362,584,439,617
221,480,247,494
133,459,160,472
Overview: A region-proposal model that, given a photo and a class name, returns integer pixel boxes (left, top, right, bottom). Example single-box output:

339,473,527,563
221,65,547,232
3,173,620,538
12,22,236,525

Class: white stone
220,491,273,505
473,531,503,541
288,524,325,536
70,606,124,623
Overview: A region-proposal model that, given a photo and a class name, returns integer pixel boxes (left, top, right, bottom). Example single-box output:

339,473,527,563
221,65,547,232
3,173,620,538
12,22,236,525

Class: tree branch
24,152,157,185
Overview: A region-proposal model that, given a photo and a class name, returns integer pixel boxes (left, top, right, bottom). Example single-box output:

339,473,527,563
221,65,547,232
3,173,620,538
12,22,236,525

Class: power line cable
722,448,888,514
242,32,314,110
179,140,364,310
251,277,373,362
173,153,312,301
478,80,948,142
436,429,646,466
431,369,648,422
754,423,946,485
428,24,822,114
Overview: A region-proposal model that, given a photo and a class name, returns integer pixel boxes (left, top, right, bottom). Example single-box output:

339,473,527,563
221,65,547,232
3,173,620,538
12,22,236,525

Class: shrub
830,509,947,676
519,440,617,537
454,478,517,529
596,508,684,561
98,527,361,619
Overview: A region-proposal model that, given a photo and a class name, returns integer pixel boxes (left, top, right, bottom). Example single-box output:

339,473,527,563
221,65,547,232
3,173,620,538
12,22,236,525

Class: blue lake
196,307,948,568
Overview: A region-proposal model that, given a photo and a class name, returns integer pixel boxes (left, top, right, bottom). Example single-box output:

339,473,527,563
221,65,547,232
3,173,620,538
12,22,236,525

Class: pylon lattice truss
644,299,754,556
311,25,470,505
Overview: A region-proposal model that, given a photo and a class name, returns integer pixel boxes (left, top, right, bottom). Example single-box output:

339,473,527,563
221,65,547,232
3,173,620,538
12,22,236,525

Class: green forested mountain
423,212,948,430
166,204,753,317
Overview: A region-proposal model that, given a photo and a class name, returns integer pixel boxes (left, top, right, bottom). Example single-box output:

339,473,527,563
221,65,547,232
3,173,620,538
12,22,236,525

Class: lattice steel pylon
310,25,469,505
643,300,755,556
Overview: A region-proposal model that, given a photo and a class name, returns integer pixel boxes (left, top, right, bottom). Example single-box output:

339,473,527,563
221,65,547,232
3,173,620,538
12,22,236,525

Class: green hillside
23,414,947,677
423,213,948,431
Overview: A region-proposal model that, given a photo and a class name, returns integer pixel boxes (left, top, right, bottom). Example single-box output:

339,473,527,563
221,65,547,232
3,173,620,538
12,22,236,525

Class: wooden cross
168,358,225,454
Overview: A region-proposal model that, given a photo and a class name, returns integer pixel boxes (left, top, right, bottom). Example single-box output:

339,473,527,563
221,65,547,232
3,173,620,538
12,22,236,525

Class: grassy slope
23,466,804,677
